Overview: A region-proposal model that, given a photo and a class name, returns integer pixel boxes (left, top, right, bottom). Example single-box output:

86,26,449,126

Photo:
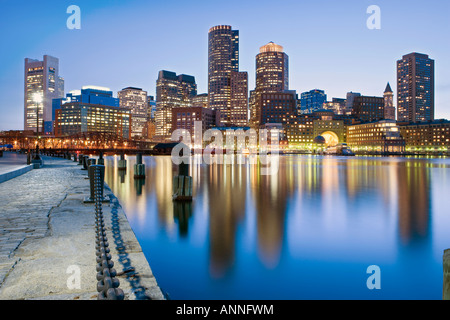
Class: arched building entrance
320,131,339,146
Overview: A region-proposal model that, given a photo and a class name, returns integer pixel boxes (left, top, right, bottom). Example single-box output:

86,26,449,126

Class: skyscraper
256,42,288,93
383,82,396,121
155,70,197,140
251,41,289,127
24,55,64,134
118,87,149,139
208,25,239,125
397,52,435,122
230,71,248,126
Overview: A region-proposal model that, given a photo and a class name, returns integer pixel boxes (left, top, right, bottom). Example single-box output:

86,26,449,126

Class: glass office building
300,89,327,114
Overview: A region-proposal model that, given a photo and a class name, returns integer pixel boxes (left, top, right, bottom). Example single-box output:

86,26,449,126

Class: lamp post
33,92,43,160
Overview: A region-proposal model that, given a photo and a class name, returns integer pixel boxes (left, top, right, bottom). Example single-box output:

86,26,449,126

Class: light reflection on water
103,155,450,299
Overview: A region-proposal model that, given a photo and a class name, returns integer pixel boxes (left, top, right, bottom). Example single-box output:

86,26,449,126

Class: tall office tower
230,71,248,126
155,70,197,140
345,92,361,115
24,55,64,134
208,25,239,125
118,87,149,139
397,52,435,122
256,42,288,93
300,89,327,114
383,82,396,120
251,41,289,127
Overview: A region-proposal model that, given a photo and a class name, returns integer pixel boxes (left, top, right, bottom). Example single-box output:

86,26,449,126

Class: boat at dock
325,143,355,156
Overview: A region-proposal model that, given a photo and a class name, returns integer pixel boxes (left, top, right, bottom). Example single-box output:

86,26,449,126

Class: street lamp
33,92,43,160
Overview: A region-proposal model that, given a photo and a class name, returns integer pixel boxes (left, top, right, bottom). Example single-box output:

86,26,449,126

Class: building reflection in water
103,154,449,298
250,157,291,269
396,161,431,244
206,155,247,278
104,155,151,227
173,201,193,237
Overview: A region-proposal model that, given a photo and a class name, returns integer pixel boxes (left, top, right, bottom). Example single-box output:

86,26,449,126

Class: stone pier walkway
0,155,164,300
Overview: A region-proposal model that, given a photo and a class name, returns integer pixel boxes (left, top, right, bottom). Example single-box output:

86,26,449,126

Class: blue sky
1,0,449,130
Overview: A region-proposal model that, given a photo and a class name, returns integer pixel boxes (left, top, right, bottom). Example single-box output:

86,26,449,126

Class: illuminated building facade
208,25,239,125
286,111,353,148
191,93,209,109
399,119,450,153
285,115,315,146
351,95,385,123
397,53,435,122
230,71,248,126
155,70,197,140
172,106,220,136
347,120,405,153
251,42,289,127
24,55,64,134
118,87,149,139
52,86,120,133
55,102,131,139
260,91,297,126
323,98,347,115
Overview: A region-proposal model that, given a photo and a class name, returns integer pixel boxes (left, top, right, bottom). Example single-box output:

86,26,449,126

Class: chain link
93,166,124,300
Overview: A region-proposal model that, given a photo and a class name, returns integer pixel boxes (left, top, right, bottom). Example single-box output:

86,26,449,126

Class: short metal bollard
73,153,78,162
87,159,96,178
82,155,88,170
92,165,124,300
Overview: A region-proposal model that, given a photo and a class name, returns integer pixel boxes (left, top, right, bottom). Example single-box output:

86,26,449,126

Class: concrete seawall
0,165,33,184
0,155,164,300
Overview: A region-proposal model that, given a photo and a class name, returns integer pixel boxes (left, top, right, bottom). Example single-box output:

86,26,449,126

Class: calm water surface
103,155,450,300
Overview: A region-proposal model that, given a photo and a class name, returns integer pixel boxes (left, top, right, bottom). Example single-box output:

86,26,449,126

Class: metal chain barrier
93,165,124,300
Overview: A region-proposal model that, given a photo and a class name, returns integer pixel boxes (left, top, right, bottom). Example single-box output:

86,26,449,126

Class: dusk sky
1,0,449,130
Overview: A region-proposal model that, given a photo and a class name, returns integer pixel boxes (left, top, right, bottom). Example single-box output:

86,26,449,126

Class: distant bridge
0,131,165,154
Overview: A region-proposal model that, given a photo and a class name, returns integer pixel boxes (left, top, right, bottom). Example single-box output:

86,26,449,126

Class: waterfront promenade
0,153,164,300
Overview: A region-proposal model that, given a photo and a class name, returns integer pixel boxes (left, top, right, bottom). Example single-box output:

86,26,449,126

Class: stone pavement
0,155,164,300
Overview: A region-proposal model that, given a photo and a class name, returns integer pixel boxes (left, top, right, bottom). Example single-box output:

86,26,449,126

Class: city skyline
1,0,450,131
